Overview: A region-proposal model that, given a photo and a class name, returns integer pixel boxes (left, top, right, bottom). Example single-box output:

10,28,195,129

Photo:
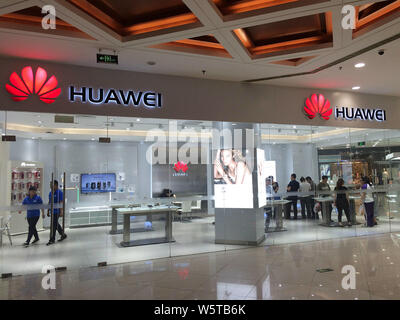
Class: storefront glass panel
0,110,396,276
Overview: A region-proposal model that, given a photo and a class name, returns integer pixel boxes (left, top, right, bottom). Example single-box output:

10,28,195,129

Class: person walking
20,186,44,246
47,180,67,246
299,177,312,219
334,178,351,227
285,174,300,220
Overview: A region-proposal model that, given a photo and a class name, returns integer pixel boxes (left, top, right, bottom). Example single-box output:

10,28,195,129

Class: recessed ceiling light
352,86,361,90
136,118,140,122
126,128,130,131
91,138,95,141
355,62,366,68
63,138,67,140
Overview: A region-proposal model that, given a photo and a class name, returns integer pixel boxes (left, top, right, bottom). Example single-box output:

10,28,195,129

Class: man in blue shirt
21,186,44,246
47,180,67,245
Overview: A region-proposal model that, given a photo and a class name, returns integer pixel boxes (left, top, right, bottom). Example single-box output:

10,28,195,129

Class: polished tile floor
0,214,399,276
1,233,400,300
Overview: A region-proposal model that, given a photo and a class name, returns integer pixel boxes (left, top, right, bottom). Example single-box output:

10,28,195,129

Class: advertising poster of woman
214,149,253,208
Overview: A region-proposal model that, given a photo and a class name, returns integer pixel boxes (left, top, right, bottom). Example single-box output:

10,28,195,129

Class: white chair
178,201,192,222
0,215,12,247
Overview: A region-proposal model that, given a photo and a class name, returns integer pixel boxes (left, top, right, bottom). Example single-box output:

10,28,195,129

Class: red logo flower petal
304,94,332,120
35,67,47,94
6,66,61,104
9,72,30,95
21,66,33,93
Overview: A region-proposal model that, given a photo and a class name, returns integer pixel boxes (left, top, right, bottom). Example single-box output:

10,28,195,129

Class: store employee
21,186,44,246
47,180,67,246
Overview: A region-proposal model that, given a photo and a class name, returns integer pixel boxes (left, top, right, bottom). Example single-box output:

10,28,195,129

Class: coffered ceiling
0,0,399,96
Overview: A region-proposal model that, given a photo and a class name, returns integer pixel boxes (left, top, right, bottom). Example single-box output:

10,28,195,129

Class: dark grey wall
1,56,399,130
152,164,207,197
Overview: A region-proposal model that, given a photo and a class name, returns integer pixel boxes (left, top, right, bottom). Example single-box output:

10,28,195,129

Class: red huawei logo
5,66,61,104
304,94,332,120
174,161,188,173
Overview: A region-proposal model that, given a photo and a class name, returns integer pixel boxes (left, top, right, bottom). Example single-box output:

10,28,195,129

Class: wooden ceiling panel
67,0,201,39
0,6,95,40
234,12,333,59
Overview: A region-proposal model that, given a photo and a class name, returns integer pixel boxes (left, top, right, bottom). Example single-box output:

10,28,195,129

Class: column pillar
212,122,265,245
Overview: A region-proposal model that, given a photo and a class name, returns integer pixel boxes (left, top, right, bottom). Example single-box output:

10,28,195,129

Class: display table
109,204,154,234
265,200,290,232
349,195,362,225
314,197,336,227
117,205,179,247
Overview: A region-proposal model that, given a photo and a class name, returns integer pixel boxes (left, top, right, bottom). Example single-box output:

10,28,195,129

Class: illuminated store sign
304,94,386,122
6,66,61,104
304,94,332,120
334,107,386,122
69,86,162,108
5,65,162,108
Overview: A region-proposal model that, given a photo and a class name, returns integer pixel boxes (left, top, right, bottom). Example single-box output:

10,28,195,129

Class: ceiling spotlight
136,118,140,122
126,128,130,131
352,86,361,90
293,125,297,129
63,138,67,140
354,62,365,68
91,138,95,141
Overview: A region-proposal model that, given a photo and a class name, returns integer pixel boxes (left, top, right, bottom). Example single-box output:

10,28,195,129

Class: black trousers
336,199,351,223
300,197,312,218
27,216,39,242
285,197,298,219
50,213,64,242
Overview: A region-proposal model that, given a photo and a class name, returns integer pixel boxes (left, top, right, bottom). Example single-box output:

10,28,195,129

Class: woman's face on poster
221,150,233,166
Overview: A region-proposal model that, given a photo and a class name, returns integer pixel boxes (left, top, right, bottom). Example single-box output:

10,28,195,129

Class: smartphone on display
97,182,101,190
91,182,96,190
86,183,89,189
107,181,111,188
103,182,106,190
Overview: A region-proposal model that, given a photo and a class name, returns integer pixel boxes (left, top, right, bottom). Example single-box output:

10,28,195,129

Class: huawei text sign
69,86,162,108
5,65,163,109
304,94,386,122
334,107,386,122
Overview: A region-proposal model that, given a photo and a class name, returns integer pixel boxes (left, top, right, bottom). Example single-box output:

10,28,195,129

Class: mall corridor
1,233,399,300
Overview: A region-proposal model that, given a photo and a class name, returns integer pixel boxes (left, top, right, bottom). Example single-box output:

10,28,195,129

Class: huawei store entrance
1,59,400,276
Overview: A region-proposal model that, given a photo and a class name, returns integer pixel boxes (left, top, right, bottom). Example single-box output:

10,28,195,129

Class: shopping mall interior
0,0,400,301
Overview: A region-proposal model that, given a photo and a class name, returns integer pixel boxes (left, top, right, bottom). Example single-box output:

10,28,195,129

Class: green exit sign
358,141,366,146
97,53,118,64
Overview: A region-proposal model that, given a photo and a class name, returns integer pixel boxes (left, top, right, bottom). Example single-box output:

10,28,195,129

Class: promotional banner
214,149,253,208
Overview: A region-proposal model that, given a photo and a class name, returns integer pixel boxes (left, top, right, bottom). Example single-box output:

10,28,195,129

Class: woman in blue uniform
21,186,44,246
